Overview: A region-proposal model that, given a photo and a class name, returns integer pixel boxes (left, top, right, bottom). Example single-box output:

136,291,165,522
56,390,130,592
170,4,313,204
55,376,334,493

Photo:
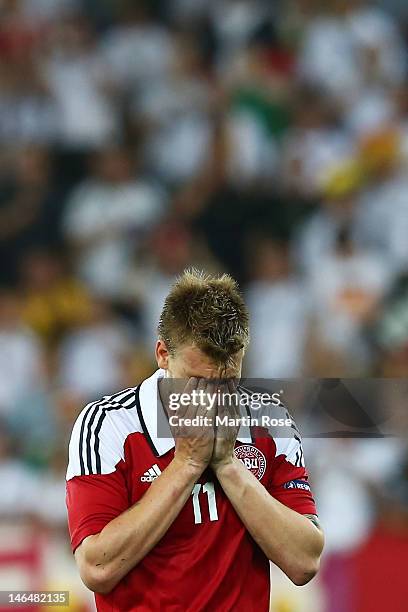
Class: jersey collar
137,369,253,457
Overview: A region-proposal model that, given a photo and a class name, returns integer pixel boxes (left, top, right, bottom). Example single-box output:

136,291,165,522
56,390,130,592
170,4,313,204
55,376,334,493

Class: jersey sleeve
268,432,317,515
66,403,131,552
266,409,317,516
66,470,129,552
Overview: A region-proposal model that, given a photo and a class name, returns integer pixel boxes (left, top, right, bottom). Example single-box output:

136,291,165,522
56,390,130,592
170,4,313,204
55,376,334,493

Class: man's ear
155,339,169,370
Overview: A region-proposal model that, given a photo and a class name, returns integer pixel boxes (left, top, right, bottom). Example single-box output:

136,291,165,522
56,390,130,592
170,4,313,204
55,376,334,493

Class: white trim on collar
137,369,252,457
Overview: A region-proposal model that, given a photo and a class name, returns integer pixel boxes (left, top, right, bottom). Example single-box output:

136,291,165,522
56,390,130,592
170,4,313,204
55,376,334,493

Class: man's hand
75,379,217,595
170,377,216,473
210,379,241,472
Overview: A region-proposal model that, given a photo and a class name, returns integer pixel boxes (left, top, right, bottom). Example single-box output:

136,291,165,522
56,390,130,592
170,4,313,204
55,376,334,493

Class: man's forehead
176,344,240,377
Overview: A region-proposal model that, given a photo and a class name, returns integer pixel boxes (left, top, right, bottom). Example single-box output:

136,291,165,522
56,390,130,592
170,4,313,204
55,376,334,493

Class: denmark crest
234,445,266,480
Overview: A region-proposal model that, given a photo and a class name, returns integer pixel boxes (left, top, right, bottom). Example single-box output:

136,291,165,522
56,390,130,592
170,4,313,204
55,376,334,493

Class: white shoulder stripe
66,386,143,480
274,435,305,467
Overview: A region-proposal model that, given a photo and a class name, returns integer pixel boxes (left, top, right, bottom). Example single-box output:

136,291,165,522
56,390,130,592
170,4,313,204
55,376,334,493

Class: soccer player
66,270,324,611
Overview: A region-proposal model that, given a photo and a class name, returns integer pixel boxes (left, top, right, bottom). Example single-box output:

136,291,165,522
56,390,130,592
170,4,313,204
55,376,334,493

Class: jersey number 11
191,482,218,524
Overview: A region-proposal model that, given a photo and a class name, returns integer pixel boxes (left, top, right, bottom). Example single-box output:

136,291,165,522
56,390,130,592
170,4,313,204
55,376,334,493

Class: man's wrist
171,455,206,481
211,456,242,478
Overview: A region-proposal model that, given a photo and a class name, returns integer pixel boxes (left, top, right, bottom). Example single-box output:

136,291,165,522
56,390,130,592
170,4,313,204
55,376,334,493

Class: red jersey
66,370,317,612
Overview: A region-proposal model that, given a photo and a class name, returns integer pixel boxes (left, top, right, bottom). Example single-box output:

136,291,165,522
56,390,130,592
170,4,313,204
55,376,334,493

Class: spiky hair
158,268,249,365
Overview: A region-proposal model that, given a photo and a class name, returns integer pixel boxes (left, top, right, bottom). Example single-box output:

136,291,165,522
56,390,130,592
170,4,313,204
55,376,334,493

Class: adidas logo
141,464,162,482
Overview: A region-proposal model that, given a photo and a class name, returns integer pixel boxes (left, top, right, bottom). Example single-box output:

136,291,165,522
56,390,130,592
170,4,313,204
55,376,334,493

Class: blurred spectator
354,131,408,273
168,0,215,25
21,0,79,26
0,58,58,145
58,297,134,398
298,0,405,102
132,32,214,185
307,224,394,374
0,290,45,416
211,0,268,60
126,219,219,346
63,145,165,299
298,3,361,101
224,29,291,187
344,85,396,138
0,147,60,286
280,87,354,199
348,0,406,88
20,250,92,346
102,1,175,91
0,420,39,518
0,0,40,63
291,148,374,280
370,274,408,376
42,14,119,149
245,236,310,377
8,388,59,467
306,435,406,612
34,445,70,526
307,436,405,555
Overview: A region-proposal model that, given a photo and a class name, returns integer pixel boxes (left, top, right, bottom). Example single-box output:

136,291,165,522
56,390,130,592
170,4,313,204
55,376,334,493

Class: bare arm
213,458,324,586
75,377,215,595
211,380,324,586
75,457,202,594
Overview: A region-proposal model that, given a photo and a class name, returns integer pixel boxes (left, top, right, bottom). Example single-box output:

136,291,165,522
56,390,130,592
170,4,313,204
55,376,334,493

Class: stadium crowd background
0,0,408,610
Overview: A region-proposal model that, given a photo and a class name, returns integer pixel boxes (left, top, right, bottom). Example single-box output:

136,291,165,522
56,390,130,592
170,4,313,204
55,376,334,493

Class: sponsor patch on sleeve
283,479,311,492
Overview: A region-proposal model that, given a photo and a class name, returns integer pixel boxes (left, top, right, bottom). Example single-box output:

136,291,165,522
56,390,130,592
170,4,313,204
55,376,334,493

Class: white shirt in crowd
59,321,132,398
0,328,45,415
245,279,310,378
64,179,165,298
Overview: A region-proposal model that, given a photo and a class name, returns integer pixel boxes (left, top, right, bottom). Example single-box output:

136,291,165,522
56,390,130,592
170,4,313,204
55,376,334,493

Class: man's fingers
227,378,242,421
183,376,200,395
200,380,217,434
174,376,200,419
169,376,242,441
213,381,229,438
188,377,207,417
202,380,218,420
223,379,242,436
180,378,215,437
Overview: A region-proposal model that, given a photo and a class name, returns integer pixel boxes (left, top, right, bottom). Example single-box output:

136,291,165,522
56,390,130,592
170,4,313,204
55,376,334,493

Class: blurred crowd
1,0,408,609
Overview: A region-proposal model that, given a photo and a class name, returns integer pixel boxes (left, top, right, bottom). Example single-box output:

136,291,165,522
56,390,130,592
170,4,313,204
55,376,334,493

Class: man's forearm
76,458,201,593
214,458,324,586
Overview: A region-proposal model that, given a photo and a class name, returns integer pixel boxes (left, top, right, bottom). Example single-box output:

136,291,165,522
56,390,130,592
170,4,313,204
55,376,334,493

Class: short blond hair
158,269,249,365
